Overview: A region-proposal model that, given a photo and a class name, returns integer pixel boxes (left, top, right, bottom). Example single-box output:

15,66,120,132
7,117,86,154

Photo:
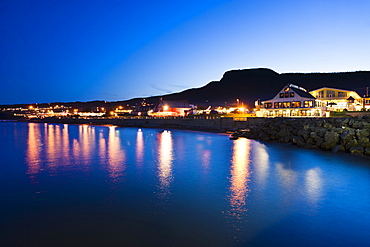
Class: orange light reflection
229,138,251,217
107,126,126,180
26,123,42,179
157,130,174,195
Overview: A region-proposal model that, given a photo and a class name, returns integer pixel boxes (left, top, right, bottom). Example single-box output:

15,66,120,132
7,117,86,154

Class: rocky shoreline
232,117,370,157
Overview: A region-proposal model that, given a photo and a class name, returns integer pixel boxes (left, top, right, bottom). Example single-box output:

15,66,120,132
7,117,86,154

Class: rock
321,132,339,150
358,137,370,147
297,129,309,140
323,122,333,129
352,120,364,129
332,144,346,153
307,137,315,145
341,129,356,143
276,128,291,139
356,129,370,138
349,146,364,155
315,137,324,147
345,139,359,150
292,136,304,144
259,132,271,142
324,131,340,143
332,127,345,134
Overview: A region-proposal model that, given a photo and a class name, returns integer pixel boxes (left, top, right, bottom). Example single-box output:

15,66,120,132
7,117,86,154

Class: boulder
349,146,364,155
345,139,359,150
332,144,346,153
341,129,356,143
356,129,370,138
297,129,309,141
358,137,370,147
365,147,370,156
324,131,340,143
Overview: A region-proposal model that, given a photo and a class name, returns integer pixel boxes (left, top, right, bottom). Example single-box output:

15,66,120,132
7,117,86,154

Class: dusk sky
1,0,369,104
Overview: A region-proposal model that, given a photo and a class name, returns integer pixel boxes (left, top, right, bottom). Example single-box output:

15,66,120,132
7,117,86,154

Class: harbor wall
234,116,370,157
30,116,265,132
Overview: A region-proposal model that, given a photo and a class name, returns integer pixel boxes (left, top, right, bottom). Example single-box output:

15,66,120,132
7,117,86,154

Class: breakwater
234,117,370,157
27,116,265,132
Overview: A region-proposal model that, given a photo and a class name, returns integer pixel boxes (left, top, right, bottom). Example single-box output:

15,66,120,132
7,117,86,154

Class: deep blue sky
1,0,369,104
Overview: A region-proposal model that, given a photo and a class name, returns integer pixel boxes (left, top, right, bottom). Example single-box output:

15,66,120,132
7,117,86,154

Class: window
338,92,347,98
285,92,289,98
279,93,284,98
327,90,335,97
366,100,370,104
318,91,325,98
304,100,313,107
274,102,284,108
264,103,272,108
283,102,291,108
290,92,295,97
292,101,301,108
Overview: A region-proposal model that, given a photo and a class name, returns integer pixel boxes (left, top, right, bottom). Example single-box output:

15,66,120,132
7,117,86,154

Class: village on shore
2,83,370,120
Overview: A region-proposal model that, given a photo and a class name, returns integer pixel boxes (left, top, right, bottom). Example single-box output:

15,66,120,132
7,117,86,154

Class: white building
255,84,324,117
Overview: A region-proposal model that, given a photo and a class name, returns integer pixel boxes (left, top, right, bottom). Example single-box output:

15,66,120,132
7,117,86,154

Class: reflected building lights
253,144,269,187
225,138,252,240
61,124,70,161
46,124,57,170
26,123,42,178
107,126,126,180
136,129,144,166
201,149,211,170
229,138,251,217
276,162,298,190
305,168,323,204
157,130,174,195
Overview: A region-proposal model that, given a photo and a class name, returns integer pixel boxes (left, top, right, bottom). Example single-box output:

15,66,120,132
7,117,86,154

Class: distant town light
163,105,169,111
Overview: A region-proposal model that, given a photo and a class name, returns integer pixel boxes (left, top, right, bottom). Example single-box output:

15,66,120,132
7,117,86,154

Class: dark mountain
149,68,370,108
2,68,370,110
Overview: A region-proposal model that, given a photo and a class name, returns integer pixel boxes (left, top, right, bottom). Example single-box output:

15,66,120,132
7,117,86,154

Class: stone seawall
235,117,370,157
28,116,265,132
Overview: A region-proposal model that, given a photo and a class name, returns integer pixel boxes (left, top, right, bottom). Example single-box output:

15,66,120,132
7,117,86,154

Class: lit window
264,103,272,108
292,101,301,108
280,93,284,98
290,92,294,97
304,101,313,107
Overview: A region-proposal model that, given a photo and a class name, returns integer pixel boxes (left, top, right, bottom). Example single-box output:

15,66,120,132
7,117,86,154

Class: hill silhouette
141,68,370,109
2,68,370,110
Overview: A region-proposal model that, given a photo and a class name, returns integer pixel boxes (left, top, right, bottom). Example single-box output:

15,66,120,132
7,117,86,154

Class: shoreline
232,116,370,159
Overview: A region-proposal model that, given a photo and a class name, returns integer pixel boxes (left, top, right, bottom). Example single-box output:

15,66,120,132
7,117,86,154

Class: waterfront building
363,96,370,110
150,98,195,117
309,87,363,111
255,84,324,117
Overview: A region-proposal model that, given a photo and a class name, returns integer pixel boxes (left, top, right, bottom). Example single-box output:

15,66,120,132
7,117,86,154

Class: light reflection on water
1,122,369,246
136,129,144,166
225,138,251,239
156,130,174,196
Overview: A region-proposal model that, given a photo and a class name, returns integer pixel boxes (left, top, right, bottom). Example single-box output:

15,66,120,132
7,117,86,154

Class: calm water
1,121,370,247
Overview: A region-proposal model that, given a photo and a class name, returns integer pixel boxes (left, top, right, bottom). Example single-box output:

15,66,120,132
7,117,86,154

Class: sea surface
1,121,369,247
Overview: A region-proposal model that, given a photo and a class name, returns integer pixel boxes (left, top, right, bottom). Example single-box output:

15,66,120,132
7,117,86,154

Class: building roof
309,87,354,92
162,100,192,108
291,87,316,99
